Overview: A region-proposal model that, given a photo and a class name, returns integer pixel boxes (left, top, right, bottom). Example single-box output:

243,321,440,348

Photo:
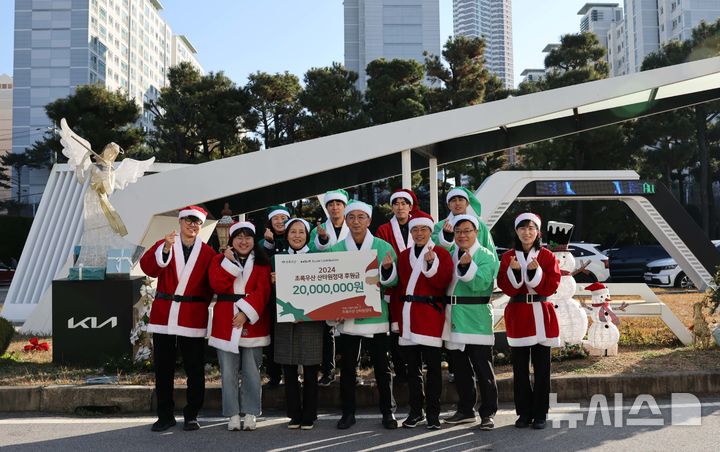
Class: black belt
509,294,547,303
447,296,491,305
156,291,207,303
216,294,246,302
401,295,445,313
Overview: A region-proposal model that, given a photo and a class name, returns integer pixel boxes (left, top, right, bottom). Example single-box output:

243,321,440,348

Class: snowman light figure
585,282,621,351
547,221,588,344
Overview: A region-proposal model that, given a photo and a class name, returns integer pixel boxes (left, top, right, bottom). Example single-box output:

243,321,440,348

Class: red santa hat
178,205,207,224
408,210,434,230
585,282,610,296
229,221,256,237
514,212,541,230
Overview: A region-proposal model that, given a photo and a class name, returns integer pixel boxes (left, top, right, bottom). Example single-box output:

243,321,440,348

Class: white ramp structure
3,56,720,327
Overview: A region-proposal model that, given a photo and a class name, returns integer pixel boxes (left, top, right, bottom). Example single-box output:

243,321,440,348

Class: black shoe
266,378,282,388
515,416,532,428
444,411,476,424
337,414,356,430
318,374,334,387
426,417,441,430
382,413,398,429
300,420,315,430
532,419,547,430
479,416,495,430
288,418,301,429
151,417,176,432
183,419,200,431
402,413,426,428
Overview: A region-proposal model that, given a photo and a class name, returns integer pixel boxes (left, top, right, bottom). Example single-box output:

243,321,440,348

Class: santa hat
267,204,290,220
451,214,479,230
285,217,310,233
514,212,541,230
585,282,610,296
323,189,349,206
229,221,256,237
446,186,482,217
408,210,434,230
344,200,372,218
547,220,574,251
178,205,207,224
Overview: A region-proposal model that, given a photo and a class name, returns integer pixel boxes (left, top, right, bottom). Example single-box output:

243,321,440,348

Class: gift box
106,248,135,279
68,265,106,280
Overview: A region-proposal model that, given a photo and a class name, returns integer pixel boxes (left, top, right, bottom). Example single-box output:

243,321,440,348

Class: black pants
389,332,407,380
511,344,551,421
451,345,498,418
152,333,205,421
339,333,395,416
321,323,335,376
401,345,442,421
283,364,319,422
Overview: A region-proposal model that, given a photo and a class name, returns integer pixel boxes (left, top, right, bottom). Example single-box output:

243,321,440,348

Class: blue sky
0,0,593,87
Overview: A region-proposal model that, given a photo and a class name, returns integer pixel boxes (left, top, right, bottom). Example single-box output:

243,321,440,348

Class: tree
364,58,427,125
299,63,368,139
543,32,609,88
246,71,304,148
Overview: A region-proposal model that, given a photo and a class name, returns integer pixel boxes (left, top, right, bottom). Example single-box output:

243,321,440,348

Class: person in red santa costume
140,205,217,432
497,212,561,430
207,221,272,432
395,210,453,430
375,188,419,383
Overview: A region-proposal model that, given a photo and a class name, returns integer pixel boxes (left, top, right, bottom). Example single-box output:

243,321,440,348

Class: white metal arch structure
3,56,720,324
475,170,719,292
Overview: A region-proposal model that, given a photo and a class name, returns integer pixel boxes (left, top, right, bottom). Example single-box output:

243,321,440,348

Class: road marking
396,432,475,452
267,431,374,452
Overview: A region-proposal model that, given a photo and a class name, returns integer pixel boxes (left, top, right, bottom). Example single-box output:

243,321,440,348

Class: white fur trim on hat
268,209,290,220
446,188,469,204
344,201,372,218
178,208,207,223
324,191,349,205
230,221,255,236
390,191,413,205
514,212,541,229
408,217,434,230
451,214,478,230
285,217,310,232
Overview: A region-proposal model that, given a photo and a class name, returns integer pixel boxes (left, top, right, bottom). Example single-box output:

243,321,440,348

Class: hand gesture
509,255,521,270
224,247,236,262
232,311,248,329
424,246,436,264
459,250,472,266
163,230,176,253
271,272,276,284
317,223,328,239
264,228,274,242
527,257,539,270
443,221,453,233
382,251,394,270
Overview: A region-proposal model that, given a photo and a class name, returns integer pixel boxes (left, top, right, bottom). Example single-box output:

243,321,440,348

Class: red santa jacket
497,247,561,347
396,242,453,347
140,237,216,338
376,217,414,332
207,253,272,352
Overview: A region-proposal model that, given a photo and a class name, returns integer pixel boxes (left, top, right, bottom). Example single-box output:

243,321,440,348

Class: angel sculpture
60,118,155,269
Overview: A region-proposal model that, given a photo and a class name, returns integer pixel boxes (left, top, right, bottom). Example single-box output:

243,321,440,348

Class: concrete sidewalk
2,370,719,414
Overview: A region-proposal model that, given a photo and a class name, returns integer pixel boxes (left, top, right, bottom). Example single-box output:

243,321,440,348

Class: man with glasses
140,206,217,432
442,214,499,430
327,200,399,430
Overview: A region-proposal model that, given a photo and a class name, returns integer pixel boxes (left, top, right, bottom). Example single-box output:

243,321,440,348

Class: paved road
2,398,720,451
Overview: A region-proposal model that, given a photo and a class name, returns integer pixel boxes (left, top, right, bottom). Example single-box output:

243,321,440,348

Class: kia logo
67,317,118,329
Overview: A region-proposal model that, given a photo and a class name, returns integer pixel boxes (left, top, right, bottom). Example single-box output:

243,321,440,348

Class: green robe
431,215,498,266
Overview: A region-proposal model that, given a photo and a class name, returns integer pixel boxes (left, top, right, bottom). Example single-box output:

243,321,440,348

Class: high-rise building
607,16,629,76
344,0,441,91
624,0,660,73
0,74,12,207
453,0,513,89
12,0,202,209
578,3,623,48
658,0,720,45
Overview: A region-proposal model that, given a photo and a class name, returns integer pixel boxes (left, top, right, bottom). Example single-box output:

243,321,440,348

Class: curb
2,371,719,414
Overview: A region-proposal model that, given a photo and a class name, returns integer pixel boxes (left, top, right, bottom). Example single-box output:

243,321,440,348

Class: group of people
139,186,562,433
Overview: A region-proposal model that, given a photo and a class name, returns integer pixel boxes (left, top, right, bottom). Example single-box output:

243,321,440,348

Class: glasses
183,217,202,226
454,228,477,236
347,214,369,222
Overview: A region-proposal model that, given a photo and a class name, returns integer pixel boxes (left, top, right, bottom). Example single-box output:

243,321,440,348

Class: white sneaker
228,414,241,431
242,414,257,431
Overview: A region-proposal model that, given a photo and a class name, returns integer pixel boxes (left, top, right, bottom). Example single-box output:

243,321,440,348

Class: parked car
607,245,670,282
0,263,14,285
644,240,720,288
568,242,610,282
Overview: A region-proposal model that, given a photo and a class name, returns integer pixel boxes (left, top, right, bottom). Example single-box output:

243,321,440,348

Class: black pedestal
52,277,143,365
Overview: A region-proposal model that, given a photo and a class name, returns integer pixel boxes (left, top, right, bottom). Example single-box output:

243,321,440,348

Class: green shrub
0,317,15,355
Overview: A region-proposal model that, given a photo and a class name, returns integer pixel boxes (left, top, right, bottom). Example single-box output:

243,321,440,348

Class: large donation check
275,250,382,322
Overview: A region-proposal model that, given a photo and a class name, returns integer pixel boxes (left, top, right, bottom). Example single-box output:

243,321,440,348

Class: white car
644,240,720,288
568,242,610,283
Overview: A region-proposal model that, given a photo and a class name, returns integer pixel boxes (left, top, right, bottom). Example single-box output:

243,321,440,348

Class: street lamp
215,202,234,251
